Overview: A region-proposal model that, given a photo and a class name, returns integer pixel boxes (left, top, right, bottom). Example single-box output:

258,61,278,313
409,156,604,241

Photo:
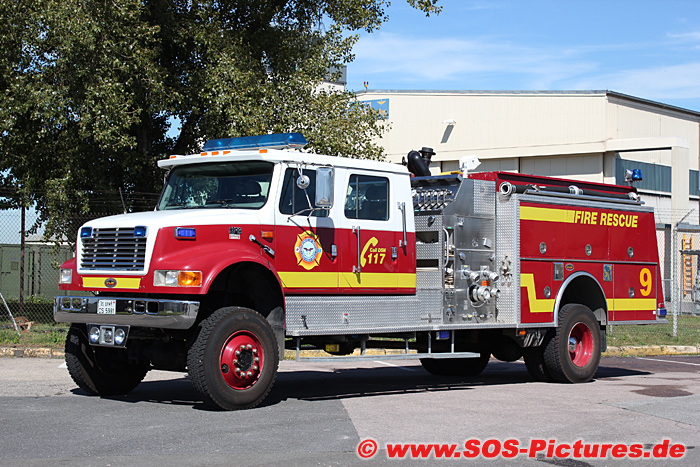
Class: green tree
0,0,440,241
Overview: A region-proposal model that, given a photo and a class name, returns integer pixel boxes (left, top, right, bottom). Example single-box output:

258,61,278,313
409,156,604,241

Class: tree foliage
0,0,440,240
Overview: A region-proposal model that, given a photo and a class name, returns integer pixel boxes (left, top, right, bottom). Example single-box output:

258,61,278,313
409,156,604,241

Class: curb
602,345,700,357
2,346,699,360
0,347,65,358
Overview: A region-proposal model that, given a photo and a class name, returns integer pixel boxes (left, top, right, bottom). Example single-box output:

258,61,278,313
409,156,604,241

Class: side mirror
296,174,310,190
315,167,334,209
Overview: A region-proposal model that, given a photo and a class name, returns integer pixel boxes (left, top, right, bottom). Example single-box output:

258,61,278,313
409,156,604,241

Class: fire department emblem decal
294,231,323,270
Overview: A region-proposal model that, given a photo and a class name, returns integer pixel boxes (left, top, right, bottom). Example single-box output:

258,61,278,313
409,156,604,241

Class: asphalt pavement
1,355,699,466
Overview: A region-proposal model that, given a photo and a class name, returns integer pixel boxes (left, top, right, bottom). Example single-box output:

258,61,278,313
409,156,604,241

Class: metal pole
1,292,21,338
672,225,678,337
672,211,693,338
19,204,25,318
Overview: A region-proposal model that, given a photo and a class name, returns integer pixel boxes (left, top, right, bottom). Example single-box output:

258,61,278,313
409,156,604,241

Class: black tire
420,352,490,377
65,324,149,396
187,307,279,410
491,335,523,362
543,304,601,383
419,358,445,375
523,344,552,382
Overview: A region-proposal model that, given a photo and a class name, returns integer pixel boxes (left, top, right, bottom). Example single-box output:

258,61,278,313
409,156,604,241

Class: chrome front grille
80,227,147,271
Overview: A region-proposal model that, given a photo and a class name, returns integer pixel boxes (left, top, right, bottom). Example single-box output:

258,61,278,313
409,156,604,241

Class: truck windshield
157,161,274,210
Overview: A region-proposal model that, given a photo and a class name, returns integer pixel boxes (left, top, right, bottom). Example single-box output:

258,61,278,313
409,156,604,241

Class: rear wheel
523,344,552,382
543,304,601,383
187,307,279,410
65,324,149,396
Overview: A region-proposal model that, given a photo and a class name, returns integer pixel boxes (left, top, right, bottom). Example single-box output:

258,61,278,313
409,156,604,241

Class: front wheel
544,304,601,383
187,307,279,410
65,324,149,396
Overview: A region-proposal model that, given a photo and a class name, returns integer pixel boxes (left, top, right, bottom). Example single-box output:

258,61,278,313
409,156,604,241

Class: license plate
97,300,116,315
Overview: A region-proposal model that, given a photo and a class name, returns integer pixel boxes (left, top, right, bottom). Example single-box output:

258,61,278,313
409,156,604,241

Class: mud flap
266,306,286,358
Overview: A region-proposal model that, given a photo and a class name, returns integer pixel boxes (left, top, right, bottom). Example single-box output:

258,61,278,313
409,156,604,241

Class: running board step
295,351,481,362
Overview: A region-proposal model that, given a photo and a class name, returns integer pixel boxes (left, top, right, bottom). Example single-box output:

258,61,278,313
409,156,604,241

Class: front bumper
54,296,200,330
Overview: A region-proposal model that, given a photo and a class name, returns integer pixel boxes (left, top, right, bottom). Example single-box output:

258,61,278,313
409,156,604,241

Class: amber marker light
178,271,202,287
262,231,274,240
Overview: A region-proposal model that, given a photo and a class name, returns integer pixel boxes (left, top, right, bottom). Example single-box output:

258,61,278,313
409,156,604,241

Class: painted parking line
373,361,418,372
636,357,700,367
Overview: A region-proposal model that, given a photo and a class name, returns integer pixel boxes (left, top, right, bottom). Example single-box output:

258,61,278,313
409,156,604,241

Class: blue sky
346,0,700,112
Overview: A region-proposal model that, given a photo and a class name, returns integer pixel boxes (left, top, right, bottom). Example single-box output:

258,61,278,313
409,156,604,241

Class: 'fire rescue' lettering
521,206,639,228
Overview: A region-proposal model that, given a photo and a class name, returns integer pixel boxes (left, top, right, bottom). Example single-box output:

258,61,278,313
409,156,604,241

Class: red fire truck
55,133,666,410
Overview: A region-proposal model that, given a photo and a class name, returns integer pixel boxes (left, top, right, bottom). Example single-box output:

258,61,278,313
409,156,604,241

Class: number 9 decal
639,268,652,297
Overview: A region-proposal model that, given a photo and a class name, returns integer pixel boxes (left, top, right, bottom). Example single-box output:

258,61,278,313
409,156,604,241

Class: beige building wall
359,90,700,225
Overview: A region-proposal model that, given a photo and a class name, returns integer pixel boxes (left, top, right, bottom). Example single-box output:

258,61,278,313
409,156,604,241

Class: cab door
339,171,409,294
274,165,340,294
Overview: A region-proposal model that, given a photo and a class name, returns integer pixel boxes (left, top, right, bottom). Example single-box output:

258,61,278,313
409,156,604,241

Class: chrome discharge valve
462,266,501,303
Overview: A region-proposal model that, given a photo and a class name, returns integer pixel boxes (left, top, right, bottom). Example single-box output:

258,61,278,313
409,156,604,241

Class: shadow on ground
72,359,650,410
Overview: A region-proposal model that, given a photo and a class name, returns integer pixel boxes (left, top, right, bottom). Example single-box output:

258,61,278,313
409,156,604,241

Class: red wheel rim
568,322,593,367
220,331,264,390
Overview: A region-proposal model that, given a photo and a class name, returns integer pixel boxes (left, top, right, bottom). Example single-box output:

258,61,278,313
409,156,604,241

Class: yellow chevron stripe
279,271,416,289
520,273,555,313
520,206,575,224
606,298,657,311
522,273,657,313
82,277,141,289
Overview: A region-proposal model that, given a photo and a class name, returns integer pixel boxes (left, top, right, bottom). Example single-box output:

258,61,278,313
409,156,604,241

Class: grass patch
607,314,700,347
0,322,67,349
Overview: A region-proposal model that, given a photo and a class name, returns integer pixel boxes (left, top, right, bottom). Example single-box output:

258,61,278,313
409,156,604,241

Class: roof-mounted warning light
202,133,307,152
625,169,643,182
624,169,643,185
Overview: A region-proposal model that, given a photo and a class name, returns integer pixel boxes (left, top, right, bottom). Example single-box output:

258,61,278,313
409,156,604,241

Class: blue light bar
80,227,92,238
202,133,307,151
175,227,196,240
133,226,148,238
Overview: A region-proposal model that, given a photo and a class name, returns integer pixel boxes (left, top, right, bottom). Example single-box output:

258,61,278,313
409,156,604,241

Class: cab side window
279,168,327,217
344,175,389,221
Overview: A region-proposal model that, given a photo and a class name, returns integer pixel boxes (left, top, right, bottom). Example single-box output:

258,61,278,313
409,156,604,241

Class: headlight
89,327,100,343
59,269,73,284
114,328,126,345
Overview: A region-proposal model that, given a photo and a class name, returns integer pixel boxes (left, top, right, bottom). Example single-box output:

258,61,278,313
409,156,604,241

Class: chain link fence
0,209,122,329
606,222,700,347
668,224,700,343
1,204,699,348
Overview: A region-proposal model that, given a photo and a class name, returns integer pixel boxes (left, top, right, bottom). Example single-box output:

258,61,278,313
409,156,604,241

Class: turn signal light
178,271,202,287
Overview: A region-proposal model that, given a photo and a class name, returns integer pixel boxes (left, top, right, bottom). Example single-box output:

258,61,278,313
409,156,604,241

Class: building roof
355,89,700,120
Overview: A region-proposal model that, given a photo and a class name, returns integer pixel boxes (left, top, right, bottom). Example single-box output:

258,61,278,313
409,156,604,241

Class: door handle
352,226,361,273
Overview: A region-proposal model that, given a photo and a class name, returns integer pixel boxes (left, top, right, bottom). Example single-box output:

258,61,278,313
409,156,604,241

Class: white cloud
564,63,700,101
353,32,598,89
667,31,700,49
350,28,700,112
